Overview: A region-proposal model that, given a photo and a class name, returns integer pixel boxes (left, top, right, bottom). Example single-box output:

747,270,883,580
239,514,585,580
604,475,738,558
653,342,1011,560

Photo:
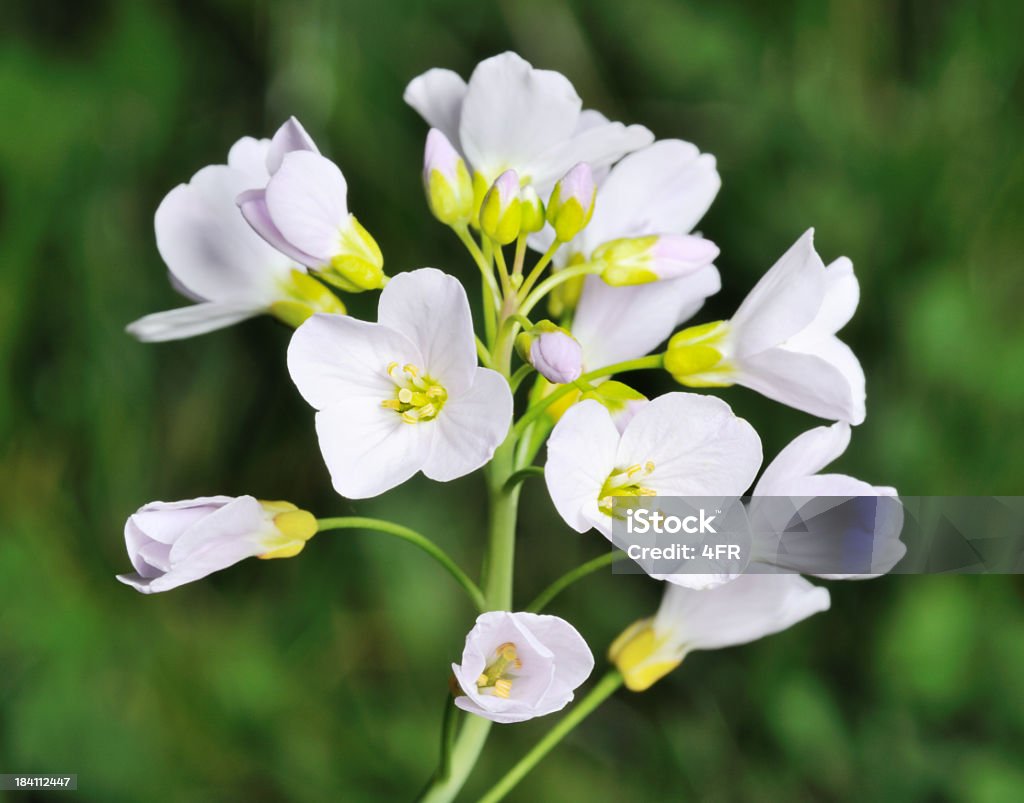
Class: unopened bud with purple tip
516,321,583,384
423,129,475,226
596,234,720,286
546,163,596,242
479,170,522,244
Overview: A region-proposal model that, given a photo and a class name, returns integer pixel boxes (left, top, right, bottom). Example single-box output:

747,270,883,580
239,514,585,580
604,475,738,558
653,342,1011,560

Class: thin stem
478,671,624,803
455,224,501,344
494,244,512,296
511,355,665,440
526,551,628,612
517,241,561,301
512,234,528,278
476,336,493,369
519,262,603,318
316,517,485,612
502,465,545,492
509,363,535,394
419,716,492,803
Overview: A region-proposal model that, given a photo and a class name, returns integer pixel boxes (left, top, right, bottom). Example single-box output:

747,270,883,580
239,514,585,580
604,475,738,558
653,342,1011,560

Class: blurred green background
2,0,1023,800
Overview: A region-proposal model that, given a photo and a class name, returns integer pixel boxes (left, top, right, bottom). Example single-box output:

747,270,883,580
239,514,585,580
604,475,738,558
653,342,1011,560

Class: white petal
287,313,423,410
377,269,477,394
459,52,581,181
730,229,826,357
264,151,351,266
266,116,320,175
155,165,296,304
753,422,851,496
237,188,322,265
519,614,595,715
545,400,620,533
529,120,654,193
654,574,830,653
573,266,721,369
423,368,512,482
314,402,433,499
226,136,271,185
737,343,865,424
579,139,720,251
813,257,859,334
126,303,260,342
404,68,468,151
617,393,762,496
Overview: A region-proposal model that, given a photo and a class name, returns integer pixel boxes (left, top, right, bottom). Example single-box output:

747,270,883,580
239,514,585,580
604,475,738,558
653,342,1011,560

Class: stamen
493,679,512,698
381,361,449,424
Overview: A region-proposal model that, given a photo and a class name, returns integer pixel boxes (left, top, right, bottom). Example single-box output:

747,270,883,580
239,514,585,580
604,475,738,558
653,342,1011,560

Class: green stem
455,224,501,344
509,363,535,394
517,241,561,301
316,517,485,612
478,670,624,803
512,234,528,278
511,354,665,440
526,551,628,612
476,336,493,368
419,716,492,803
494,244,512,296
503,465,544,492
519,262,602,318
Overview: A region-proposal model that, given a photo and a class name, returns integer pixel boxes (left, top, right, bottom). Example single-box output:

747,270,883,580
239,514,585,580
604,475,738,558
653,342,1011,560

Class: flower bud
518,186,546,234
546,163,596,242
479,170,523,244
608,618,682,692
269,269,346,328
322,216,386,292
580,381,648,433
664,320,732,387
515,321,583,384
116,496,318,594
423,129,474,226
596,234,720,286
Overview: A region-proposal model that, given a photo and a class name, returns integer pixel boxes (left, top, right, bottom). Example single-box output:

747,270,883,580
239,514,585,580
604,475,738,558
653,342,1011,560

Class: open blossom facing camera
545,394,762,538
287,269,513,498
665,229,866,424
610,575,831,691
404,51,652,195
117,496,317,594
452,612,594,723
127,131,344,341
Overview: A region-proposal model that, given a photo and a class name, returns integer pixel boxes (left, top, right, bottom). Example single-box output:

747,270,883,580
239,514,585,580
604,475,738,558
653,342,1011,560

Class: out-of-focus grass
1,0,1022,800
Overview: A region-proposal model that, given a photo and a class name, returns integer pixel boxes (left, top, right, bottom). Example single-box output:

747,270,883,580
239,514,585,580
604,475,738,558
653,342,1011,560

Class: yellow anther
387,361,400,376
626,463,644,477
380,399,402,410
382,361,448,424
644,461,656,474
493,679,513,699
403,364,419,378
477,674,489,686
398,388,414,404
498,643,518,661
401,412,418,424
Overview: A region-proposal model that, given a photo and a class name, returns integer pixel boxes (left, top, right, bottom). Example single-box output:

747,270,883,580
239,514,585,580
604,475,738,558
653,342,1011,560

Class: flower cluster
120,51,902,796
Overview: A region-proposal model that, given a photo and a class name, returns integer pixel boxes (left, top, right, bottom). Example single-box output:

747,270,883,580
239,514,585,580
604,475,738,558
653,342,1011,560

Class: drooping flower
451,611,594,723
237,143,386,293
547,140,723,369
287,269,513,499
609,575,830,691
404,51,652,196
747,421,905,579
116,496,317,594
127,135,344,341
545,393,762,538
665,229,866,424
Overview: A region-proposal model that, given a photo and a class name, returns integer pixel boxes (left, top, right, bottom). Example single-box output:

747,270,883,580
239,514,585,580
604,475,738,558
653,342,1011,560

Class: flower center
476,642,521,699
381,362,448,424
599,462,657,515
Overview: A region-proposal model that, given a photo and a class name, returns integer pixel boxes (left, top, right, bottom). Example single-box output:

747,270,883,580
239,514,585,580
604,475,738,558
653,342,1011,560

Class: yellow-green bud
319,216,386,293
546,162,596,242
608,618,681,692
518,186,546,234
269,269,346,328
423,129,474,226
479,170,523,245
257,500,318,560
596,234,720,286
664,320,733,387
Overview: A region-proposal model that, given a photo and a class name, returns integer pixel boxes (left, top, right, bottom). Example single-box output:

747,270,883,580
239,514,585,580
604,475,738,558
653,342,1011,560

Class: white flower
404,51,652,193
554,140,724,369
609,575,830,691
545,393,762,538
127,133,343,341
116,496,317,594
287,269,513,499
665,229,866,424
748,421,905,579
452,611,594,723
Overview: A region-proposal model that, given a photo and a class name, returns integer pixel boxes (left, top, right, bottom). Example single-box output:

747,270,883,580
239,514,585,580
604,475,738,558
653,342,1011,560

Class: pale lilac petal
423,368,512,482
545,400,620,533
126,303,261,342
404,68,468,151
226,136,271,185
753,422,851,496
529,121,654,194
237,188,321,265
377,269,477,394
266,116,320,175
287,314,423,410
264,151,351,266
